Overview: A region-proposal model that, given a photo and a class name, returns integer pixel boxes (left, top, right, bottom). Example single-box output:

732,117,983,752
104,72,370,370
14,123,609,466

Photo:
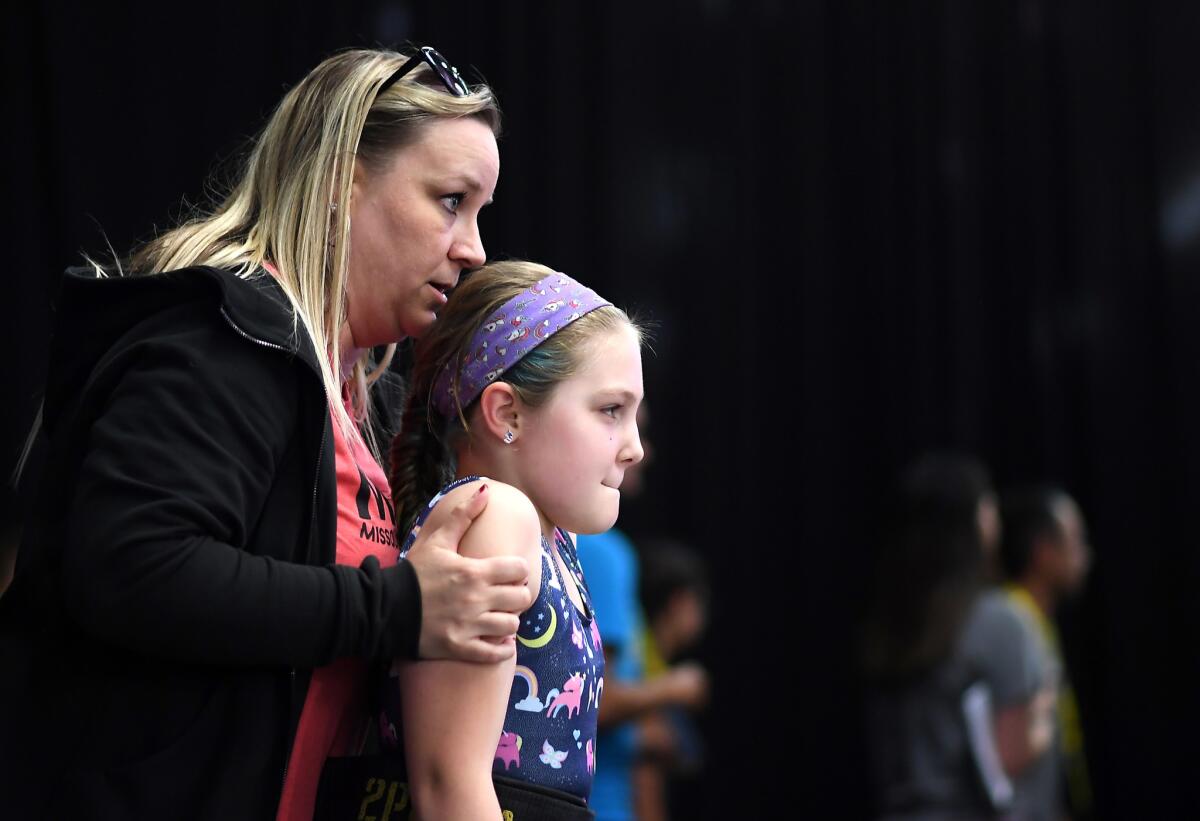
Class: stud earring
503,430,515,444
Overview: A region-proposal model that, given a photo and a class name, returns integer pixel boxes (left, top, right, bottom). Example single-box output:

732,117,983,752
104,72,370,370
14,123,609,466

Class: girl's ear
477,382,523,444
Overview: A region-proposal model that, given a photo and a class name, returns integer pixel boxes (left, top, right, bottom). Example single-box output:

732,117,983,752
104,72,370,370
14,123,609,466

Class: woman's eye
440,193,466,213
601,405,621,418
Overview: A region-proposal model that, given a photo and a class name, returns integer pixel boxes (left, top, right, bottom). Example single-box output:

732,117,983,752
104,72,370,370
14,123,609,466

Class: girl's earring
503,430,515,445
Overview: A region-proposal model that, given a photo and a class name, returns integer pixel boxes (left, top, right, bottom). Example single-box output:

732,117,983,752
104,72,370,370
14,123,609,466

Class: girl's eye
440,193,466,213
601,405,621,419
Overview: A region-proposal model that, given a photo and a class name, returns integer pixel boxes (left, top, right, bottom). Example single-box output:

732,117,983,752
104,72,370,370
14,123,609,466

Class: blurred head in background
639,539,709,660
860,452,998,680
1000,486,1092,607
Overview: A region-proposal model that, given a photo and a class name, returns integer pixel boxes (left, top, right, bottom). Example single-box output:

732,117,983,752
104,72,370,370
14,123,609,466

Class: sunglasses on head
377,46,469,98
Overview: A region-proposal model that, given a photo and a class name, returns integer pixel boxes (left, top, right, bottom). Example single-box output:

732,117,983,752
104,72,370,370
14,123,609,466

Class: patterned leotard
380,476,605,802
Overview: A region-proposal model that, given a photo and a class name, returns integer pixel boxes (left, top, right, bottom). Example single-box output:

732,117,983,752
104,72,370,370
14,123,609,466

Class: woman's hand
404,484,535,663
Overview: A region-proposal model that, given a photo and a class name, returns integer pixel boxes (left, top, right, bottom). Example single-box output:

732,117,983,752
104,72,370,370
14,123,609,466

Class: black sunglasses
377,46,469,98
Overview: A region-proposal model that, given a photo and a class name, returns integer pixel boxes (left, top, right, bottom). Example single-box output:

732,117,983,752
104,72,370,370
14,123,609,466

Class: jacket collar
44,265,325,432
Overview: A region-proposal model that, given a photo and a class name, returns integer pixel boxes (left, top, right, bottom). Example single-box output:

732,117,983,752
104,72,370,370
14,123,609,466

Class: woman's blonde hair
120,47,501,452
388,260,640,533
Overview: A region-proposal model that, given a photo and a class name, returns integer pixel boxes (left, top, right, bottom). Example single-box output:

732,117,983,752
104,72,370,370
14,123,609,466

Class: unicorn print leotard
379,476,605,802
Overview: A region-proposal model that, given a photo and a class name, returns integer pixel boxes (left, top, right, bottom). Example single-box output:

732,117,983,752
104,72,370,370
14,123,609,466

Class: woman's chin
400,311,438,340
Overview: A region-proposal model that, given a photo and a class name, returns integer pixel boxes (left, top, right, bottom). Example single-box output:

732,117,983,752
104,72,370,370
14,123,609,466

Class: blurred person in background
861,453,1057,820
1000,485,1094,820
578,404,710,821
632,540,710,821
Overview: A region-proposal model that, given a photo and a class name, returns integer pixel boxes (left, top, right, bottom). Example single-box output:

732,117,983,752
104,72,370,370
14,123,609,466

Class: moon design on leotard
517,602,557,649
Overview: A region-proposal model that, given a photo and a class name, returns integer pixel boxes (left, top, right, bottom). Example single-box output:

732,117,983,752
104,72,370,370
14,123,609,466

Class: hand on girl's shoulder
426,479,543,566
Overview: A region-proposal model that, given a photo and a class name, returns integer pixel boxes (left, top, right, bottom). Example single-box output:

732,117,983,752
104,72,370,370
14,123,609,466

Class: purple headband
431,272,613,416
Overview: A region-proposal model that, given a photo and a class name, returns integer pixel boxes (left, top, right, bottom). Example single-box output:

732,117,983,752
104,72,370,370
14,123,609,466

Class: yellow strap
641,627,668,679
1004,584,1059,654
1004,585,1092,812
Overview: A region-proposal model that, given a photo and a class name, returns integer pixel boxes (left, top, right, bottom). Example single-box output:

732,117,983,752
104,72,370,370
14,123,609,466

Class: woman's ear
349,156,370,206
477,382,523,444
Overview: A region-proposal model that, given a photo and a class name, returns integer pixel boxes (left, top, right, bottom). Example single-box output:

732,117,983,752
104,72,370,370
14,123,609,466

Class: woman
381,260,646,818
860,453,1056,820
0,47,533,819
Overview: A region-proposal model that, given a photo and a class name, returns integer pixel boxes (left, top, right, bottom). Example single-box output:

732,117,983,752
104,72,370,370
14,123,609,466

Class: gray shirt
1004,600,1064,821
867,590,1045,820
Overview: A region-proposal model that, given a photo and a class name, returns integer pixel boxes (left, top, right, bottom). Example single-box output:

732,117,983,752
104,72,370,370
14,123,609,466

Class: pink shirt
276,406,398,820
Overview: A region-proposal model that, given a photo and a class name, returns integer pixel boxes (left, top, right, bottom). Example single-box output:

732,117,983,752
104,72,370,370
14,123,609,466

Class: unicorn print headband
430,272,613,417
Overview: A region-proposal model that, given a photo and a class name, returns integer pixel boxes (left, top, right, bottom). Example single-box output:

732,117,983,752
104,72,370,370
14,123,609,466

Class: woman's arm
58,310,366,666
399,480,543,821
55,310,527,668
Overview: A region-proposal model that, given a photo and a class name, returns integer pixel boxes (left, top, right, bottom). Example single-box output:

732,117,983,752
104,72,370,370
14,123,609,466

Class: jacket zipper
219,307,326,795
281,417,328,789
219,307,292,356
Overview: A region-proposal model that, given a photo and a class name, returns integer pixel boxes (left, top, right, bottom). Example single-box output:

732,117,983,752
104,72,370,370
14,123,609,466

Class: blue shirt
578,528,644,821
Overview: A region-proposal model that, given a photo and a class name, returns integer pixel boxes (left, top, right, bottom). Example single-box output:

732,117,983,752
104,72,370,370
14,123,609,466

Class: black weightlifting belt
314,752,595,821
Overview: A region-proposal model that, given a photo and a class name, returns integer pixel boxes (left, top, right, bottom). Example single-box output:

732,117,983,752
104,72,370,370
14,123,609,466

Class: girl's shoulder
424,477,535,522
423,478,543,562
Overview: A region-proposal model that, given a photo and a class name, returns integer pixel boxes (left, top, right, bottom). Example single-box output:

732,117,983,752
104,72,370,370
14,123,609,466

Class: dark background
6,1,1200,816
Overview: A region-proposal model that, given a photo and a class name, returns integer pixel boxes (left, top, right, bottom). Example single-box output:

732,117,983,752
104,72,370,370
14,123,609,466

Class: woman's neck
338,323,365,384
265,262,362,386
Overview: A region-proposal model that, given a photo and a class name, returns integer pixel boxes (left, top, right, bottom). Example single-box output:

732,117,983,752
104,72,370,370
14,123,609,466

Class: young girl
385,260,645,818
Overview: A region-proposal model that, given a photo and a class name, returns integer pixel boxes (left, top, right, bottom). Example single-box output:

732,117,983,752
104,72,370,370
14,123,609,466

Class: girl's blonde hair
120,48,501,452
388,260,640,533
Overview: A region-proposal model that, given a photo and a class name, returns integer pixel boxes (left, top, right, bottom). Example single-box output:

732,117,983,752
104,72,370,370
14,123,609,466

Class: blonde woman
0,47,534,820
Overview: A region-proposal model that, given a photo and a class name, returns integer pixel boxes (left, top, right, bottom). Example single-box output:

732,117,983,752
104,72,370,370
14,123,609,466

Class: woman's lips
427,282,450,305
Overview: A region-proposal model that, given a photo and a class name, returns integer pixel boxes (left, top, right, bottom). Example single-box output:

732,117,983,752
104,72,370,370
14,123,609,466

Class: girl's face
514,324,645,537
346,116,500,348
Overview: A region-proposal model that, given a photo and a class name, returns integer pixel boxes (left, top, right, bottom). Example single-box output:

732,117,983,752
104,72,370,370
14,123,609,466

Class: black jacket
0,266,420,818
